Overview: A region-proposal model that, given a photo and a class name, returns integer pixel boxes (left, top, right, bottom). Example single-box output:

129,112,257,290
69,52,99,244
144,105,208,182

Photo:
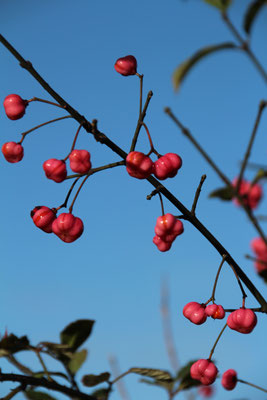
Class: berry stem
238,378,267,393
65,161,125,180
146,185,165,200
63,123,83,161
158,192,165,216
130,91,153,152
33,348,53,382
56,177,80,210
141,122,160,156
191,174,206,216
205,254,227,305
110,370,131,385
27,97,66,109
208,322,228,360
245,254,267,266
228,263,247,302
69,175,90,213
19,115,72,144
136,72,144,120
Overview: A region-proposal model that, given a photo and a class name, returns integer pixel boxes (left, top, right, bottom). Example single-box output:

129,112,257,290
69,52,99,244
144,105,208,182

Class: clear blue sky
1,0,267,399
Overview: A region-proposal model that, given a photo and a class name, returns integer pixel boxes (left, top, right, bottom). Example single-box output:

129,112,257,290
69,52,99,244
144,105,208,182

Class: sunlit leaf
68,349,87,375
82,372,111,387
0,334,29,356
60,319,95,352
243,0,267,35
176,360,201,390
204,0,232,10
173,43,236,91
130,367,173,382
209,185,235,201
24,390,58,400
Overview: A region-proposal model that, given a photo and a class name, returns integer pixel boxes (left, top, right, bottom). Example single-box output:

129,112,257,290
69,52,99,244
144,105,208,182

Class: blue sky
1,0,267,399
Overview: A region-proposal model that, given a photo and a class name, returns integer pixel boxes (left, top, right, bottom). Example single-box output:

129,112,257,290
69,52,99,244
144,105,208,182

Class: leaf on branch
139,378,174,391
243,0,267,35
60,319,95,352
129,367,173,382
252,168,267,184
24,390,58,400
203,0,232,10
90,388,110,400
82,372,111,387
209,185,235,201
175,360,201,390
173,42,236,91
39,341,73,363
68,349,88,375
0,334,30,356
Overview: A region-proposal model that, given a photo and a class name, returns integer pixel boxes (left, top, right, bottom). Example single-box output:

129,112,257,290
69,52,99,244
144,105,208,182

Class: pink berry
205,304,225,319
43,159,67,183
153,153,182,180
31,206,57,233
114,55,137,76
198,385,214,398
2,142,24,163
153,235,172,252
232,178,262,210
69,149,91,174
183,302,207,325
221,369,237,391
155,213,184,242
52,213,84,243
126,151,153,179
3,94,27,120
227,308,257,334
251,237,267,258
190,359,218,385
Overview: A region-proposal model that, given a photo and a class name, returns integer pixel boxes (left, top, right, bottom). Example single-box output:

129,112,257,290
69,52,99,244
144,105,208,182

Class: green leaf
139,378,174,391
82,372,111,387
129,367,173,382
90,388,110,400
173,42,236,91
60,319,95,352
251,168,267,185
24,390,58,400
68,349,88,375
39,341,73,363
176,360,201,390
0,334,30,357
243,0,267,35
209,185,235,201
204,0,232,10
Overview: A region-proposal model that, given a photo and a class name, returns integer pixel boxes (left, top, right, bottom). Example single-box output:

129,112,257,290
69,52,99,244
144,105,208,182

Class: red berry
52,213,84,243
190,359,218,385
205,304,225,319
155,213,183,242
3,94,27,120
114,55,137,76
227,308,257,334
2,142,24,163
126,151,153,179
221,369,237,391
153,235,172,252
232,178,262,209
198,385,214,398
69,149,91,174
251,237,267,258
43,159,67,183
153,153,182,180
31,206,57,233
183,302,207,325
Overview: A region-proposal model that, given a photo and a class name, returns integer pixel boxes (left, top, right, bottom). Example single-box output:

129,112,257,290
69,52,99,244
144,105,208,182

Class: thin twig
130,91,153,151
0,384,25,400
6,355,33,376
108,356,131,400
206,255,227,304
208,323,228,360
191,175,206,215
228,263,247,301
65,161,125,180
238,378,267,393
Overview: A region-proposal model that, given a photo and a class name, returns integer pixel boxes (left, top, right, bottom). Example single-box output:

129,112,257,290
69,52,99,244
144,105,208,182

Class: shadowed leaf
176,360,201,390
140,378,174,391
24,390,58,400
204,0,232,10
0,334,29,356
68,349,88,375
82,372,111,387
209,185,234,201
60,319,95,352
90,388,110,400
243,0,267,35
39,341,73,363
130,367,173,382
173,43,236,91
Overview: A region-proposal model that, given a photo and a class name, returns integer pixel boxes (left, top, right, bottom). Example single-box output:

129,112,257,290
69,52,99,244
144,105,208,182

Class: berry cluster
153,213,184,252
183,302,225,325
232,177,262,210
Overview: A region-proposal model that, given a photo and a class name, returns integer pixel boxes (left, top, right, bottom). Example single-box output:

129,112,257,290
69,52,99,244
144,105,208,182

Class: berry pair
31,206,83,243
43,150,92,183
126,151,182,181
232,178,262,210
153,213,184,252
183,302,225,325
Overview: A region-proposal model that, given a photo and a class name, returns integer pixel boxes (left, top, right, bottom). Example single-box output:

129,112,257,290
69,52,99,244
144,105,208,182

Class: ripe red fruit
152,235,172,252
183,302,207,325
221,369,237,391
153,153,182,180
114,55,137,76
69,149,91,174
31,206,57,233
198,385,214,398
155,213,184,242
227,308,257,334
251,237,267,259
43,159,67,183
126,151,153,179
190,359,218,385
52,213,84,243
232,178,262,209
3,94,27,120
2,142,24,163
205,304,225,319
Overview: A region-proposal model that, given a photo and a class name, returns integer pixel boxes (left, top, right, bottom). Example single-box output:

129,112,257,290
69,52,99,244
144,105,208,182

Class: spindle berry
31,206,57,233
2,142,24,163
52,213,84,243
183,302,207,325
190,359,218,385
3,94,27,120
221,369,237,391
153,153,182,180
114,55,137,76
227,308,257,334
69,149,91,174
205,304,225,319
232,178,262,210
126,151,153,179
43,159,67,183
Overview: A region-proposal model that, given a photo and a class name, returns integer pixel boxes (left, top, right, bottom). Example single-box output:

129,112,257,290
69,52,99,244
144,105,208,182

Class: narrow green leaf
130,367,173,382
0,334,29,356
243,0,267,35
204,0,232,10
176,360,201,390
60,319,95,352
68,349,88,375
139,378,174,391
209,186,235,201
24,390,58,400
90,388,110,400
82,372,111,387
173,42,236,91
